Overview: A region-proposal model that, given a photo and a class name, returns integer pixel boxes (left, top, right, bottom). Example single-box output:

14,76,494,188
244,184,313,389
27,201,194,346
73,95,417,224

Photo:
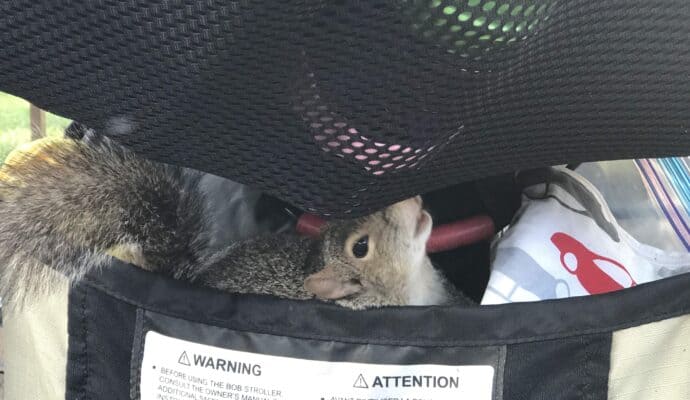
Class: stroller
1,1,690,399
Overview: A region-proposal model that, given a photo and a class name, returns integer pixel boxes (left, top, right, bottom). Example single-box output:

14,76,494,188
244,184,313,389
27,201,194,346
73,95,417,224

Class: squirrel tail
0,137,207,310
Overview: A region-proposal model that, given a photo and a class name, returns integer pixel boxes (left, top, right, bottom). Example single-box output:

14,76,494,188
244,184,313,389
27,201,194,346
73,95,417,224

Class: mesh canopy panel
2,0,690,216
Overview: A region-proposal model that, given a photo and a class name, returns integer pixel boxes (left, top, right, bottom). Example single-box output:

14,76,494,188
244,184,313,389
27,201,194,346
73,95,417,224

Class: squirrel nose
395,196,423,215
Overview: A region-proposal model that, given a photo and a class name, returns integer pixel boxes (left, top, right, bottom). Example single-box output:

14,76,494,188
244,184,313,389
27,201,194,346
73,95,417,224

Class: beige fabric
609,314,690,400
3,272,69,400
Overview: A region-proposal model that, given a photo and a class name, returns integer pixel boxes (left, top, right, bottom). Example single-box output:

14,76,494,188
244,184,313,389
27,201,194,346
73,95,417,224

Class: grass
0,92,72,164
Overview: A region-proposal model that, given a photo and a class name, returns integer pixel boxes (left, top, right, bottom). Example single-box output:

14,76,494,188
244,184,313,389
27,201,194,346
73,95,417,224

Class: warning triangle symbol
353,374,368,389
178,351,191,366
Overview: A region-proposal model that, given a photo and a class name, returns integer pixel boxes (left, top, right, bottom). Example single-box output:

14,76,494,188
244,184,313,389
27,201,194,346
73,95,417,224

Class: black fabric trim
65,284,88,400
128,309,145,400
82,259,690,346
139,309,505,365
495,345,507,400
66,279,141,400
586,333,612,400
502,333,611,400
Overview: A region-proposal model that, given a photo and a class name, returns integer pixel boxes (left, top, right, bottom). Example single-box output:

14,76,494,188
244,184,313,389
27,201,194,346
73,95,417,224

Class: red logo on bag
551,232,636,295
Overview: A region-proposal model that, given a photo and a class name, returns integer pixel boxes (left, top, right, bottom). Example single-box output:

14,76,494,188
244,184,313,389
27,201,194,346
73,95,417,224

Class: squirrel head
304,196,445,309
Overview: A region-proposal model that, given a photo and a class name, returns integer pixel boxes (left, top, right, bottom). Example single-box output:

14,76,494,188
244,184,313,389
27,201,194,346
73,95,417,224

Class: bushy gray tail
0,138,207,310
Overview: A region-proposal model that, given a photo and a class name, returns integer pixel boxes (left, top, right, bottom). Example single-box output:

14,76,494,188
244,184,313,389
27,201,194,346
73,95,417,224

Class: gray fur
0,138,207,310
0,138,461,311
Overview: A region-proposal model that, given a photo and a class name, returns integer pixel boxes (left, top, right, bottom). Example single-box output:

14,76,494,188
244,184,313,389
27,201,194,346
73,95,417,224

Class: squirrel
0,136,463,311
63,122,298,255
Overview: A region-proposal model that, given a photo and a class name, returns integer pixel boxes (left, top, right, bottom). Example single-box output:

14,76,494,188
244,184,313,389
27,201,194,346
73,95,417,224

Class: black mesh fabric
2,1,690,216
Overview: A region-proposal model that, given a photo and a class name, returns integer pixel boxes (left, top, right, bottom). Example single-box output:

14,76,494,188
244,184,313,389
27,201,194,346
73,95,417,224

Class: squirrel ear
304,265,362,300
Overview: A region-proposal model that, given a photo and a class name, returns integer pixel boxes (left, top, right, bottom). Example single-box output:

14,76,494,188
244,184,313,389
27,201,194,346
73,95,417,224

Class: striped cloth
635,157,690,251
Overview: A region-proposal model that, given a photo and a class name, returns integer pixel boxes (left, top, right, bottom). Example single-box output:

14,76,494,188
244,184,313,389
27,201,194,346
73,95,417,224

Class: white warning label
140,331,494,400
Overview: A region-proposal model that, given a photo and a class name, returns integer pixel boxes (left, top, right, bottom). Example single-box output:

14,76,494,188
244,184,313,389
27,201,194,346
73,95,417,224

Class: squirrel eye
352,235,369,258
